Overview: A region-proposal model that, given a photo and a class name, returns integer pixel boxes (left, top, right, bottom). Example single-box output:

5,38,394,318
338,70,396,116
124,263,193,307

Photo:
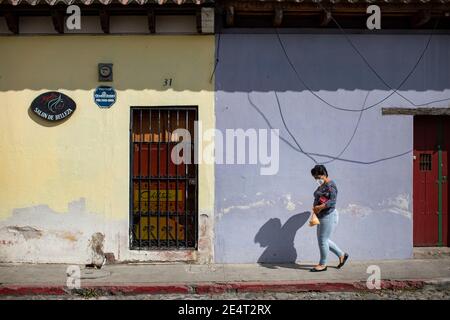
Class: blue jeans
317,209,344,265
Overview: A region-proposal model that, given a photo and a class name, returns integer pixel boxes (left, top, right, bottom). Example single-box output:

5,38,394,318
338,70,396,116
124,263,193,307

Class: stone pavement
1,251,450,296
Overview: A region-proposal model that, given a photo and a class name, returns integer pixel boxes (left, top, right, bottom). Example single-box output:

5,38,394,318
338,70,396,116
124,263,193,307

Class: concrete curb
423,278,450,288
0,279,428,296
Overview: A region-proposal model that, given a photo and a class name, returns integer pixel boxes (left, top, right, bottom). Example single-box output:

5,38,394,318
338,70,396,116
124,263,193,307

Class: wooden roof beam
4,11,19,34
382,107,450,116
99,8,110,34
148,9,155,33
51,9,65,34
219,1,448,15
320,9,332,26
411,10,431,28
226,5,234,27
273,7,283,27
196,8,202,33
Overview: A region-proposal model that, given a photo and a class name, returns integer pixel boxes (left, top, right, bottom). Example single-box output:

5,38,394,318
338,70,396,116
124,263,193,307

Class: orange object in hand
309,212,320,227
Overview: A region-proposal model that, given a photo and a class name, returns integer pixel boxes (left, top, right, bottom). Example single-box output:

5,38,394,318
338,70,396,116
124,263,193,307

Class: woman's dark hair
311,164,328,178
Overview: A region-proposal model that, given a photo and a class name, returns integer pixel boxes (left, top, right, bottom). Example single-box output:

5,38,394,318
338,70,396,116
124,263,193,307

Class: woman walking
310,165,349,272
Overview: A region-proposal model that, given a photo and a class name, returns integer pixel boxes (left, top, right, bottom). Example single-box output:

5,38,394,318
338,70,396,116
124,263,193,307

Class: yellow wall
0,35,215,263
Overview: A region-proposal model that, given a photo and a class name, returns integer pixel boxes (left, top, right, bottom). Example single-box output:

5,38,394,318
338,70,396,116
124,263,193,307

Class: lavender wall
214,32,450,263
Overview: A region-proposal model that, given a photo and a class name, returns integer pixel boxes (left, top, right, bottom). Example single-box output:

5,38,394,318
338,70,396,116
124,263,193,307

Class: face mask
316,179,324,186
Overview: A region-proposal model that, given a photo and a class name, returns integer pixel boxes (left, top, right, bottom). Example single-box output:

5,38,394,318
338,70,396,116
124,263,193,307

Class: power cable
270,10,446,164
320,91,369,164
317,3,447,107
210,32,221,83
274,91,318,164
248,92,411,165
275,20,449,112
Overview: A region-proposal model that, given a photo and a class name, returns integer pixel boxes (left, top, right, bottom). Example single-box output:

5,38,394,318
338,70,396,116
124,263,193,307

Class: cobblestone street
2,284,450,300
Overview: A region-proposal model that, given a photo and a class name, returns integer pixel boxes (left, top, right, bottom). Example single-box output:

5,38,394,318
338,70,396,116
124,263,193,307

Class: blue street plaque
94,86,116,108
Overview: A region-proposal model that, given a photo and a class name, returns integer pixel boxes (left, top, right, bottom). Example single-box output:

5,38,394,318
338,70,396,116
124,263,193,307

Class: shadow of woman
254,212,310,268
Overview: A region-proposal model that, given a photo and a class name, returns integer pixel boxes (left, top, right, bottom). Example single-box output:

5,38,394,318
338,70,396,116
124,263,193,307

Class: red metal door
413,116,449,246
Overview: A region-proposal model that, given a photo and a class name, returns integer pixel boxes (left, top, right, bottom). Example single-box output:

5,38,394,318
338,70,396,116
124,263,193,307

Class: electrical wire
272,17,446,163
320,91,369,164
210,32,221,83
275,19,450,112
275,29,389,112
273,29,416,163
274,91,318,164
248,92,412,165
269,10,447,164
316,3,448,107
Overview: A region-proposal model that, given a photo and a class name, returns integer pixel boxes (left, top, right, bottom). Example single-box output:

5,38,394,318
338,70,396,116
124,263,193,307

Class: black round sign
31,91,76,122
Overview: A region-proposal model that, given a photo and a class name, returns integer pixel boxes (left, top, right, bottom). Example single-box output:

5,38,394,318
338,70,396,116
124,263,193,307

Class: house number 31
163,78,173,87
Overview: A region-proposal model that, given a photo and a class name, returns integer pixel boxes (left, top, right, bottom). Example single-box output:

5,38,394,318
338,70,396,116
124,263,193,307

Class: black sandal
337,253,349,269
310,266,328,272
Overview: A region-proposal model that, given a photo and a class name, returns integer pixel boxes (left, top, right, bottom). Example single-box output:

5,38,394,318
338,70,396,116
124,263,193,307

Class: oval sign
31,92,76,122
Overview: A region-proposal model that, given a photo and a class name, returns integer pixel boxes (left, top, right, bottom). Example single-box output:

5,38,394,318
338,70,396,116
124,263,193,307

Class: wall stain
59,231,79,243
5,226,43,240
88,232,106,268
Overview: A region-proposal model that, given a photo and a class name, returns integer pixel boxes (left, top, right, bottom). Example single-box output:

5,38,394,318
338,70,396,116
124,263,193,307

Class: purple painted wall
214,32,450,263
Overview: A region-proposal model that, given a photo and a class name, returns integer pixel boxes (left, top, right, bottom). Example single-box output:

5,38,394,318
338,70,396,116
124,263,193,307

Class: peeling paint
57,231,81,243
219,195,302,216
4,226,42,240
197,210,214,264
0,200,214,264
340,203,373,218
340,194,412,219
379,193,412,219
89,232,106,267
282,194,301,211
221,199,275,215
0,201,106,264
0,240,15,246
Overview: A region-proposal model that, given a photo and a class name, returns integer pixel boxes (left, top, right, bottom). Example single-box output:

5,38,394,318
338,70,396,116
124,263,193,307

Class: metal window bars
419,153,432,171
130,107,198,250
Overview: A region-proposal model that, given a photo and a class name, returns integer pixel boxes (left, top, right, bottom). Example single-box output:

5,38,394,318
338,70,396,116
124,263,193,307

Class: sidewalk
1,254,450,296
